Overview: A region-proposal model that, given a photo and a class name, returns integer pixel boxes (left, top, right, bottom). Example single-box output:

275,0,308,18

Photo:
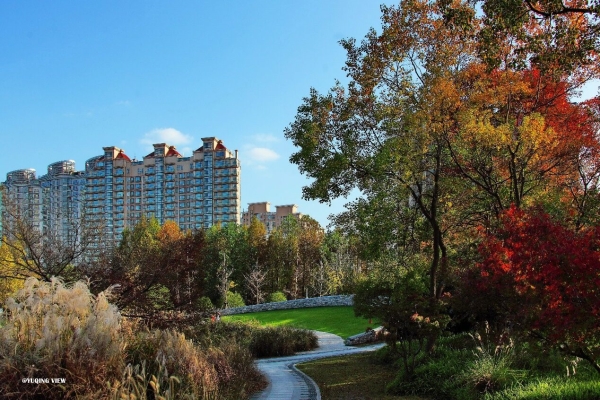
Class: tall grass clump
126,329,220,398
460,324,525,395
0,277,125,398
0,278,266,400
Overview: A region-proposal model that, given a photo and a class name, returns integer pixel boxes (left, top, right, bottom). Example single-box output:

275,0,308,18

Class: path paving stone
250,331,384,400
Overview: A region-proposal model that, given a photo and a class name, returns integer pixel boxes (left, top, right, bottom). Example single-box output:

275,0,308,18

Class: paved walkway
250,331,385,400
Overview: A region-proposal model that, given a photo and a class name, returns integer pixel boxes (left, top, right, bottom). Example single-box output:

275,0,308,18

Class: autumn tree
298,216,325,297
284,0,478,299
106,216,162,311
157,221,207,308
464,206,600,374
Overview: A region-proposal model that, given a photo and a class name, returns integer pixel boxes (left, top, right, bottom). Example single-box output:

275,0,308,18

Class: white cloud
140,128,193,150
116,100,131,106
246,147,280,163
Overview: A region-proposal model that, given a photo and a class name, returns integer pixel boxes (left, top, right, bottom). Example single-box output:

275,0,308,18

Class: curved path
250,331,385,400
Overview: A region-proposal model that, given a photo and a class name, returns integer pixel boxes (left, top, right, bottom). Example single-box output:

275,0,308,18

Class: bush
195,296,215,312
266,291,287,303
250,326,318,358
225,291,245,308
197,320,318,359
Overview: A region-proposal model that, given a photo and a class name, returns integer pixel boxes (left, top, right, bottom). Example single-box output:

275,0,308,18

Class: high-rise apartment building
1,163,87,244
85,137,241,241
241,202,303,235
2,169,43,235
40,160,87,242
2,137,241,244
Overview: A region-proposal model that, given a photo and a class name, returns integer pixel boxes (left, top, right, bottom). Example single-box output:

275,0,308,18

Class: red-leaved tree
467,206,600,373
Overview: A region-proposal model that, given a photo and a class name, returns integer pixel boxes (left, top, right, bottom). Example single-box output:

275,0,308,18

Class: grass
298,333,600,400
297,352,426,400
223,306,377,339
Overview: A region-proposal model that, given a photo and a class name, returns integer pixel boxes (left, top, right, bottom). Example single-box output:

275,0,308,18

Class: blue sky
1,1,598,228
0,0,391,228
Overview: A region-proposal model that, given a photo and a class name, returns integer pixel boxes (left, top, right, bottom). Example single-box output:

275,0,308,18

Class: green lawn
297,353,426,400
223,306,377,339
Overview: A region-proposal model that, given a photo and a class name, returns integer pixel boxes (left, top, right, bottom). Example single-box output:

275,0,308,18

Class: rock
344,326,385,346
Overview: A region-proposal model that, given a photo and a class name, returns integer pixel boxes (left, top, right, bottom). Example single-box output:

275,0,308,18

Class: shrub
249,326,318,358
266,291,287,303
195,296,215,312
225,291,245,308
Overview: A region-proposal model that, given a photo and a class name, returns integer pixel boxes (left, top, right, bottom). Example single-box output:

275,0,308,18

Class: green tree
443,0,600,76
108,216,162,311
204,223,250,306
284,1,475,299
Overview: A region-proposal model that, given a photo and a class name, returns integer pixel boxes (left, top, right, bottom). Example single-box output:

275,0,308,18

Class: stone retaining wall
219,294,354,316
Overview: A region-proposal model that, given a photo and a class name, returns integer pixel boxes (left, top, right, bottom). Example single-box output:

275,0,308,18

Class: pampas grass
0,277,265,399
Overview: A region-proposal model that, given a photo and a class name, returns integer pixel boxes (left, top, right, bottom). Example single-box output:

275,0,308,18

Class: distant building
1,168,43,236
2,137,241,245
241,202,303,235
40,160,87,243
1,163,86,244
